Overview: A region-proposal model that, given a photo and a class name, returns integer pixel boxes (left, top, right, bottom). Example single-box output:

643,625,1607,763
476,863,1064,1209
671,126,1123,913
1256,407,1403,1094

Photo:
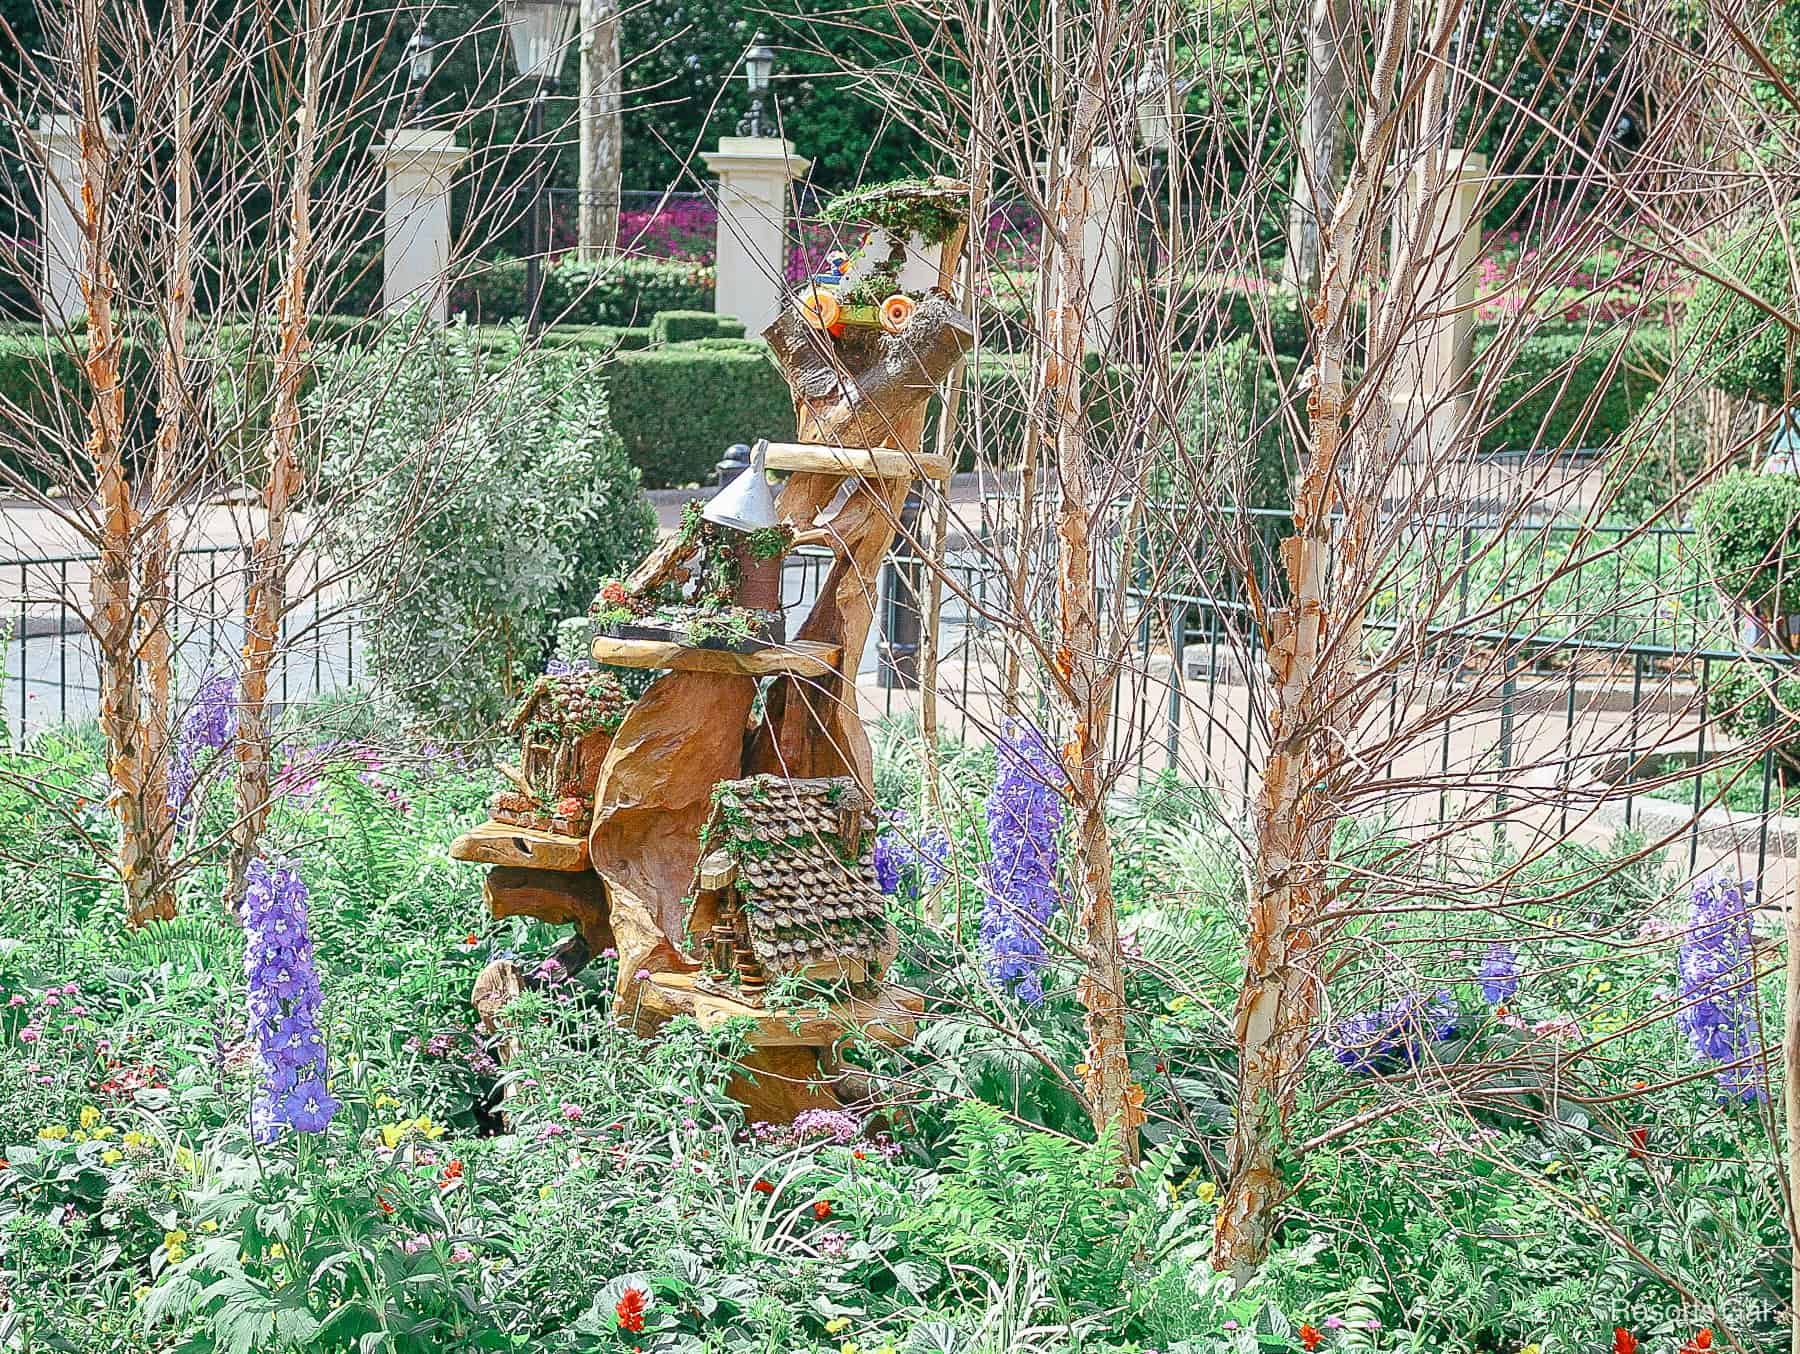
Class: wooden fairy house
491,668,629,837
687,774,894,1001
589,443,795,654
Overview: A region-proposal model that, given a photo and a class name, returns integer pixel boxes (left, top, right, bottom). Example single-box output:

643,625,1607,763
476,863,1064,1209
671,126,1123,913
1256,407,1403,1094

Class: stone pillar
377,129,468,322
38,116,96,325
1077,147,1141,354
701,136,810,335
1390,148,1487,461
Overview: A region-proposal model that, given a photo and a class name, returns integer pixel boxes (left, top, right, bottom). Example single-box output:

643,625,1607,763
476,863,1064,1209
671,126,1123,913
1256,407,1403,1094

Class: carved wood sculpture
454,178,972,1122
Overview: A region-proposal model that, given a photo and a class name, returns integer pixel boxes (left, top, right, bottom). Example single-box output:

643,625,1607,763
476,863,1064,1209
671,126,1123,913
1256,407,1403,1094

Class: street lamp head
1133,63,1174,153
406,23,437,86
744,34,776,95
503,0,580,84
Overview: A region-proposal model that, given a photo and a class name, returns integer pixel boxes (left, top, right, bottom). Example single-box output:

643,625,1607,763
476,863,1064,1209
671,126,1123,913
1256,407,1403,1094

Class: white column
38,115,97,325
377,129,468,323
701,136,810,335
1390,148,1487,461
1078,147,1141,354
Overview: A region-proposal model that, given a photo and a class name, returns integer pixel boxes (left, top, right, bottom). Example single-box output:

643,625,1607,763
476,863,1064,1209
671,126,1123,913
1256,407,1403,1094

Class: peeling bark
230,3,319,903
577,0,622,259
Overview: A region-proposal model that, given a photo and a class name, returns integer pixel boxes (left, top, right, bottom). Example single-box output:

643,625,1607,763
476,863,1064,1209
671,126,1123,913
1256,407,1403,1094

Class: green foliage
309,327,656,735
1692,470,1800,621
448,256,715,327
605,343,797,488
1476,322,1670,452
1705,658,1800,779
650,310,744,344
1680,207,1800,406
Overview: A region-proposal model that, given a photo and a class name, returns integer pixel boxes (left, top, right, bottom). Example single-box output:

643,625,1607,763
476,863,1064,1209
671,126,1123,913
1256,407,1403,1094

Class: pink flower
401,1233,430,1254
7,995,25,1007
601,948,618,960
561,1102,585,1122
19,1028,38,1044
61,983,78,995
39,995,59,1009
449,1244,475,1263
1324,1317,1345,1329
634,969,652,981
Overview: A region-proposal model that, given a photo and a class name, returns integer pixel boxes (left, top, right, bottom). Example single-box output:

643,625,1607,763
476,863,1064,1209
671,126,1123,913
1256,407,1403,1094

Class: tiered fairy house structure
453,177,971,1121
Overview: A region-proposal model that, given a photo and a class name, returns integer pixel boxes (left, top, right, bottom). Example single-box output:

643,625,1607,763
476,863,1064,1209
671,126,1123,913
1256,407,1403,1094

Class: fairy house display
490,668,631,837
688,775,894,1001
588,445,795,653
451,176,972,1123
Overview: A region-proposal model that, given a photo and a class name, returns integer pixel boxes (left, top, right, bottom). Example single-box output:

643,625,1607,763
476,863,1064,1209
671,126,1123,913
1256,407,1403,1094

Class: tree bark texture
578,0,622,260
1280,0,1347,296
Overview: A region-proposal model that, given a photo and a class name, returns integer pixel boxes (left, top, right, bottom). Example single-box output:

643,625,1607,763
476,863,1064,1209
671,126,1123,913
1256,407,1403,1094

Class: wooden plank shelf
642,970,925,1049
761,442,951,481
450,821,590,872
591,635,841,677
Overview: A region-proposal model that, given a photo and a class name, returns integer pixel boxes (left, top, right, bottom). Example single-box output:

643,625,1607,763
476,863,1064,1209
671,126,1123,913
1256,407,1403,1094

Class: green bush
0,329,161,487
1680,207,1800,406
1692,470,1800,623
605,343,795,487
309,326,657,735
448,257,715,327
978,273,1311,359
650,309,735,344
1706,658,1800,780
1475,322,1669,452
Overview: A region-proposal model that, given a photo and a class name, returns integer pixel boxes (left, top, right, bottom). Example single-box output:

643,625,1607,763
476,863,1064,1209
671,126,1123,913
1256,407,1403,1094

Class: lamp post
737,34,776,138
403,22,437,126
503,0,580,334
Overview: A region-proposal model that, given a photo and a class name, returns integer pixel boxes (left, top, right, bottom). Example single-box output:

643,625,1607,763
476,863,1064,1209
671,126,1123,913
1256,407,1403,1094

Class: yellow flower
163,1229,189,1263
413,1115,445,1140
72,1130,88,1143
91,1126,113,1141
123,1131,146,1149
1582,1202,1602,1220
1520,1345,1543,1354
79,1105,101,1129
1544,1159,1566,1177
379,1123,408,1150
268,1243,287,1259
37,1124,66,1141
1074,1062,1090,1076
1168,995,1191,1013
164,1229,188,1248
538,1183,554,1200
1195,1181,1218,1204
374,1093,401,1111
175,1146,201,1176
840,1343,859,1354
825,1318,851,1335
101,1148,122,1165
199,1221,218,1233
1596,981,1613,994
133,1285,150,1303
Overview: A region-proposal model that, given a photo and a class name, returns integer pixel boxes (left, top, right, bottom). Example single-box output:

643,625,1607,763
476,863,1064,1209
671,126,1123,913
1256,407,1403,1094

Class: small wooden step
591,635,840,677
640,970,925,1048
450,821,590,872
760,442,951,481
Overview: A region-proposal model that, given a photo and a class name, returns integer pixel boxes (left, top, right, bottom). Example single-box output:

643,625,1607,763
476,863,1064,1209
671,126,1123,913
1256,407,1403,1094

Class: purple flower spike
1678,876,1767,1104
1329,990,1460,1076
1478,943,1520,1005
980,721,1066,1003
873,818,950,904
244,859,338,1142
168,673,237,826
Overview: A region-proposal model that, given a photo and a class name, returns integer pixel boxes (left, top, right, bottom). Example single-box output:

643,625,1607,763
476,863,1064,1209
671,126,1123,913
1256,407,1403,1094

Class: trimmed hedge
0,329,161,486
604,344,795,487
980,273,1312,361
1473,322,1668,453
651,310,744,344
448,257,715,328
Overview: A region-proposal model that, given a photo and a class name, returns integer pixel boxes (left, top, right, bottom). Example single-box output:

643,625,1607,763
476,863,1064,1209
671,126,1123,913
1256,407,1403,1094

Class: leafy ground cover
0,708,1782,1352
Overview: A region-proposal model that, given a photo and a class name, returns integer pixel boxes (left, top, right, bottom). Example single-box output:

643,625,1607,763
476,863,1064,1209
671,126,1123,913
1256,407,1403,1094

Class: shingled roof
690,774,895,980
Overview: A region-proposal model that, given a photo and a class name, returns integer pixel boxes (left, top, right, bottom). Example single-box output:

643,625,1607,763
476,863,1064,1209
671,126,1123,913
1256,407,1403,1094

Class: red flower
1299,1324,1323,1351
1626,1127,1649,1159
1681,1332,1713,1354
615,1286,648,1333
852,1149,866,1161
463,933,478,946
812,1199,833,1221
440,1160,464,1191
601,580,630,607
376,1194,395,1215
752,1179,775,1195
1615,1330,1638,1354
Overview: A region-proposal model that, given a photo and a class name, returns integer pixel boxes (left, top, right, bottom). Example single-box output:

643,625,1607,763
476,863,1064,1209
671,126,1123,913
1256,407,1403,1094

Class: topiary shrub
1680,208,1800,407
309,325,656,736
650,310,733,344
1705,658,1800,781
604,343,796,487
1691,470,1800,641
1474,322,1670,453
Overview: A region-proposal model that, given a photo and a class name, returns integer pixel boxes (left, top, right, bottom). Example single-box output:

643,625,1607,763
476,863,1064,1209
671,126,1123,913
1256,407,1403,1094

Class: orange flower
752,1179,775,1195
615,1286,648,1333
1680,1332,1713,1354
376,1194,395,1215
1615,1329,1639,1354
1299,1324,1323,1350
439,1159,464,1191
812,1199,833,1221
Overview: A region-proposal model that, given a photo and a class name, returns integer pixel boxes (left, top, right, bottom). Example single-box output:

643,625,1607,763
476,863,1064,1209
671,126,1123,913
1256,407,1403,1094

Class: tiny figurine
685,774,895,1002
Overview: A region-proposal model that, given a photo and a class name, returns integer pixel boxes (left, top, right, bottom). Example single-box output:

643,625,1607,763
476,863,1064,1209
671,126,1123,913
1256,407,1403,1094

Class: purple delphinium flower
168,673,237,825
980,721,1066,1004
1329,990,1460,1076
243,859,338,1142
1478,943,1520,1005
1678,876,1766,1104
873,819,950,905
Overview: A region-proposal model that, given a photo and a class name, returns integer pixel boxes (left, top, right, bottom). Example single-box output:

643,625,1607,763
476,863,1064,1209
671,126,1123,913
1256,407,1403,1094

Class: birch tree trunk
1214,0,1425,1277
141,0,196,891
1044,0,1141,1169
73,0,169,927
1280,0,1347,296
577,0,622,260
229,2,319,902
